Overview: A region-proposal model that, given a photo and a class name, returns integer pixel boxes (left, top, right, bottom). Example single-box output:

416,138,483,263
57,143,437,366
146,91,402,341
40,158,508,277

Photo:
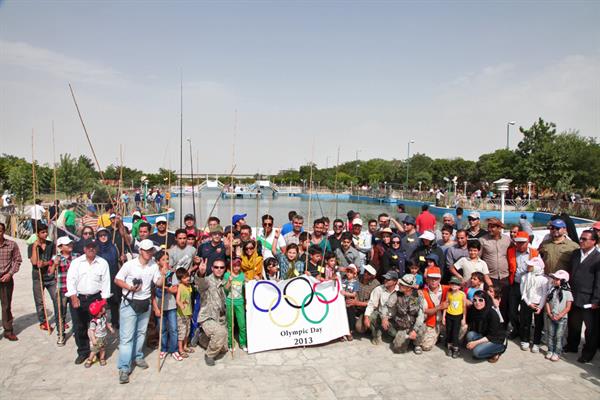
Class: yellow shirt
447,290,465,316
97,213,112,228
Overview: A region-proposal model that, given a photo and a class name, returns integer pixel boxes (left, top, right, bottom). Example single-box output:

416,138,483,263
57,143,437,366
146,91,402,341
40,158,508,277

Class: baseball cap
109,213,116,219
398,273,415,287
57,236,73,247
382,271,399,280
86,205,97,212
449,276,462,286
468,211,480,219
89,299,107,317
138,239,157,251
425,253,440,265
525,256,545,270
592,221,600,230
352,218,363,226
403,215,416,225
184,213,195,221
209,225,224,234
363,264,377,276
132,211,142,218
425,266,442,279
419,231,435,241
549,219,566,229
156,216,167,224
232,213,247,225
514,231,529,243
96,227,109,234
549,269,570,282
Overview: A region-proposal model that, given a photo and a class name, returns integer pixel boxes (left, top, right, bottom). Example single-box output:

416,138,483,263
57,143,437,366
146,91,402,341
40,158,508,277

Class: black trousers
69,293,101,357
445,313,462,346
519,300,543,344
507,283,521,335
566,305,599,360
491,278,510,327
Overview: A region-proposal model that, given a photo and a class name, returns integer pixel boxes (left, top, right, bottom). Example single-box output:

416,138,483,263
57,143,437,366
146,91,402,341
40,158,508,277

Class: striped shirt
81,215,98,232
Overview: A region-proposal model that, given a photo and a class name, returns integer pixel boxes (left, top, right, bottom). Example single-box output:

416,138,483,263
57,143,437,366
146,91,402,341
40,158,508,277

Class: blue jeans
117,301,151,372
466,331,505,359
161,308,178,353
546,317,567,355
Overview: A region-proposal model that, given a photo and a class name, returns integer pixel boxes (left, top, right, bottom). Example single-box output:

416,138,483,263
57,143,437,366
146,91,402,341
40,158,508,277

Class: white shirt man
30,203,46,221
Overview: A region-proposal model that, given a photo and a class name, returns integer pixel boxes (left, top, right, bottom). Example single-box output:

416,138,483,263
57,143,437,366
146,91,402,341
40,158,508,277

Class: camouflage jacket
384,290,424,332
196,274,226,324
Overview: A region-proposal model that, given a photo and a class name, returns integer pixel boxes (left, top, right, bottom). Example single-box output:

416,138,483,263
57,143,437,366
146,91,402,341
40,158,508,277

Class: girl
264,257,281,281
519,257,548,353
152,250,180,361
224,258,247,351
274,243,305,278
545,270,573,361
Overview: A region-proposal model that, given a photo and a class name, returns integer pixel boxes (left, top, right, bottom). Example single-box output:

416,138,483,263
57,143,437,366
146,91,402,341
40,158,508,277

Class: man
351,265,380,335
149,216,176,249
435,189,445,207
592,221,600,249
565,230,600,363
335,232,364,272
284,214,304,246
196,258,228,366
479,218,512,322
436,224,455,252
134,191,141,208
232,213,247,237
170,229,200,271
382,274,426,354
327,218,345,252
435,214,456,241
310,218,331,252
65,240,111,364
97,204,114,229
411,231,445,273
466,211,487,240
280,210,297,236
0,222,21,341
415,205,436,234
28,223,59,332
80,205,98,232
420,266,448,351
132,222,152,255
121,191,130,213
455,207,466,230
400,216,419,259
363,271,399,345
48,200,60,225
107,214,130,263
506,231,539,337
257,214,286,259
197,225,226,276
396,204,409,225
367,219,378,246
115,239,166,383
445,229,469,274
538,219,579,275
30,199,46,228
351,218,372,264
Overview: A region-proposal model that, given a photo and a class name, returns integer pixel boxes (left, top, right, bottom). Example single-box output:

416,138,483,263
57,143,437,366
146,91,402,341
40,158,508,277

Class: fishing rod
187,138,196,223
334,146,340,219
179,71,183,227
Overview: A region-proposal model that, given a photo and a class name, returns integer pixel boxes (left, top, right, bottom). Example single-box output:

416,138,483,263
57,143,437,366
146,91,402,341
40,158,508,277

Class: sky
1,1,599,175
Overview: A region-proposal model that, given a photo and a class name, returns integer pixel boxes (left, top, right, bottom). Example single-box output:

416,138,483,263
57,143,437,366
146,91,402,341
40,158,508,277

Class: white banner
245,276,350,354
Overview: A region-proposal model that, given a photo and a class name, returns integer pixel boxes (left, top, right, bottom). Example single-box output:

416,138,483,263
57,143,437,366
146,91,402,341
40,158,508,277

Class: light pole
527,181,532,202
443,177,450,207
506,121,516,150
494,178,513,227
405,140,415,191
355,150,361,179
463,181,468,196
452,176,458,206
418,181,422,192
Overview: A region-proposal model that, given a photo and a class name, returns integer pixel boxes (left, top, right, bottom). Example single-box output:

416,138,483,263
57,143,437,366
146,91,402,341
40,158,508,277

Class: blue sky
1,1,599,174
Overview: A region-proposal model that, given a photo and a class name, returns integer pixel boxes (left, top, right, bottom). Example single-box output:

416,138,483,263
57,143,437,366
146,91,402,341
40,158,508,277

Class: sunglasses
334,224,344,228
468,218,479,221
82,232,93,236
549,226,560,230
245,246,255,250
392,241,401,244
213,266,226,270
473,298,485,303
263,222,273,227
579,237,594,242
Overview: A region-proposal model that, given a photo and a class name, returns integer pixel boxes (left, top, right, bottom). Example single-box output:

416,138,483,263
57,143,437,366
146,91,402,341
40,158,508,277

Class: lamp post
527,181,532,203
405,140,415,191
493,178,513,227
463,181,468,196
506,121,516,150
418,181,422,192
452,176,458,206
443,177,450,207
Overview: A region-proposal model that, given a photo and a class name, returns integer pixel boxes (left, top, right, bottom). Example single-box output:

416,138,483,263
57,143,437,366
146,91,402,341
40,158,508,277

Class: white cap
57,236,73,247
419,230,436,241
132,211,142,218
363,264,376,276
138,239,157,251
156,216,167,224
352,218,363,226
109,213,116,219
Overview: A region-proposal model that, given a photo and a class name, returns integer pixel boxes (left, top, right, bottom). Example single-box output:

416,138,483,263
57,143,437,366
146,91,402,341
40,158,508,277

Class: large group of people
0,201,599,384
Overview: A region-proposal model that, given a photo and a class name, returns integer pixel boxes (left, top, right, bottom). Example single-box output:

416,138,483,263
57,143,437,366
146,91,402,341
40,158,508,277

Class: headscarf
96,233,119,276
467,290,494,334
547,279,571,303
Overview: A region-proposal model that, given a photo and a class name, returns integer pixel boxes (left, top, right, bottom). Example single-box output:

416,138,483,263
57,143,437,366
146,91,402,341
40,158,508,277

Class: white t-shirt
30,204,45,220
454,257,489,280
116,257,161,300
258,229,286,259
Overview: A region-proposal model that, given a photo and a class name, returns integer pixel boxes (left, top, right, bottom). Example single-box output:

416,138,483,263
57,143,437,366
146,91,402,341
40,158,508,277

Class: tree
476,149,520,184
7,163,32,206
57,154,91,198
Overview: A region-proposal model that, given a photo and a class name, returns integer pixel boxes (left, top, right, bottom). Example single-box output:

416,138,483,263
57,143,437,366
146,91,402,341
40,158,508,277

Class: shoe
520,342,529,351
550,354,560,362
135,359,149,369
370,337,381,345
545,352,553,360
452,347,460,359
39,322,51,331
577,356,591,364
204,354,215,366
74,355,87,365
119,370,129,384
531,345,539,353
3,333,18,341
488,354,501,363
508,331,519,340
446,346,452,357
56,336,65,347
413,346,423,355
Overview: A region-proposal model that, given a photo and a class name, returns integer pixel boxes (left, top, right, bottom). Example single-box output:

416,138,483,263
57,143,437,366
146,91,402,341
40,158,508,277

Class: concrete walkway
1,239,599,399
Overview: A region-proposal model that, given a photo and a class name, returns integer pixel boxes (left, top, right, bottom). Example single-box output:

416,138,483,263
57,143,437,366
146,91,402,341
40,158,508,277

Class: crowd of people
0,201,599,384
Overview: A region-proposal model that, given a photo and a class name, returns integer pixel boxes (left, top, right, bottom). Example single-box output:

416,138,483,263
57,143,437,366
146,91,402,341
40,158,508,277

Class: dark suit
565,248,600,360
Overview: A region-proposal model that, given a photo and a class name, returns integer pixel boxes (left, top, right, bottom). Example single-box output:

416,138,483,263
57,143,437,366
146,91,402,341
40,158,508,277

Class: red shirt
416,211,436,234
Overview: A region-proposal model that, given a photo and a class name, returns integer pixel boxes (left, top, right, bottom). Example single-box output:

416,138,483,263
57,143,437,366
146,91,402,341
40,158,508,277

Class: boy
323,252,337,280
341,265,360,341
407,260,423,289
443,276,467,358
465,271,486,304
51,236,74,346
451,240,492,288
175,268,193,358
86,299,114,367
224,258,247,351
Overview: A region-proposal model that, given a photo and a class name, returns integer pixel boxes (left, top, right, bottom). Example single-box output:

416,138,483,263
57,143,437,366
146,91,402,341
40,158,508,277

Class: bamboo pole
157,215,169,372
334,146,340,219
52,123,64,342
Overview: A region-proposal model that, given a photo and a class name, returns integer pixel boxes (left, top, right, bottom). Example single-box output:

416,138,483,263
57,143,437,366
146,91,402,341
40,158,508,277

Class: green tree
476,149,520,184
57,154,91,198
8,163,32,206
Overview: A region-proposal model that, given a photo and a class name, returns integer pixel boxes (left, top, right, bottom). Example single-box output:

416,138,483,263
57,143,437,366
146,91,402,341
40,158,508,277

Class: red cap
89,299,107,317
592,221,600,230
425,266,442,279
514,231,530,242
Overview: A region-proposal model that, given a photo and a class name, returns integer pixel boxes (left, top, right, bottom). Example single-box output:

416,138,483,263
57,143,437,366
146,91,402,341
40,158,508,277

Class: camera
132,278,143,287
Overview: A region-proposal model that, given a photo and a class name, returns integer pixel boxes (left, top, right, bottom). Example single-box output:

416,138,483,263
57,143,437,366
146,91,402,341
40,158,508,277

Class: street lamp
355,150,361,178
463,181,468,196
405,140,415,191
506,121,516,150
452,176,458,206
493,178,513,227
527,181,532,202
418,181,422,192
443,177,450,207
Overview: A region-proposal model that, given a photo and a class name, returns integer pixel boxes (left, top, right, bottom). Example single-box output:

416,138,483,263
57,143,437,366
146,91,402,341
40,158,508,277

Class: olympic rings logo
251,276,340,327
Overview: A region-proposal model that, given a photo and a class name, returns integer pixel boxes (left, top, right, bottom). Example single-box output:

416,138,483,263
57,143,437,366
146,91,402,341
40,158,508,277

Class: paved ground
1,239,599,399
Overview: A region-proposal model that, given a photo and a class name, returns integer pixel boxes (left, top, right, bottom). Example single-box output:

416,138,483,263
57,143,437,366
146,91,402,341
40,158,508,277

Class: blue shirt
280,222,294,236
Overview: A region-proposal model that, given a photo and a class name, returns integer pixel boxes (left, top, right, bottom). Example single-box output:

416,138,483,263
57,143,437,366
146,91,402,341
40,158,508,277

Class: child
487,284,504,323
175,268,193,359
465,271,486,305
443,276,467,358
341,265,361,341
224,258,247,352
519,256,548,353
452,240,492,287
407,260,423,289
323,252,337,280
86,299,114,367
52,236,74,346
263,257,281,281
545,270,573,361
186,233,197,248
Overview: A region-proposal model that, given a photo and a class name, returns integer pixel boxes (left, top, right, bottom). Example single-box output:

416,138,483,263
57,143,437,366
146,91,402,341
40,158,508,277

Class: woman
380,234,407,278
370,228,392,278
274,243,304,278
73,226,95,255
263,257,281,281
241,240,263,280
96,227,121,328
465,290,507,362
152,250,182,361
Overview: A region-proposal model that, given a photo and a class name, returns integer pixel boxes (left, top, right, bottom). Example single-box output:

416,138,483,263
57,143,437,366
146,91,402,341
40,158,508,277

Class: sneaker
520,342,529,351
119,370,129,384
135,359,149,369
414,346,423,355
488,354,501,363
241,346,248,352
452,347,460,359
74,355,87,365
204,354,215,366
545,352,554,360
531,344,540,353
56,336,65,347
550,354,560,362
446,346,452,357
